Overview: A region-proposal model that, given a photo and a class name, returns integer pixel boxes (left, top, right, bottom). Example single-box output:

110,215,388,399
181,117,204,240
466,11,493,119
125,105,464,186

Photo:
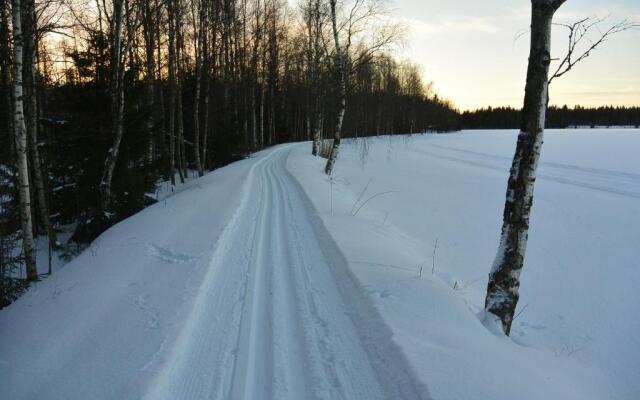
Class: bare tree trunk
1,0,11,158
251,83,257,150
155,0,164,143
176,78,186,182
485,0,566,335
250,3,260,151
259,83,265,148
176,5,186,183
142,0,157,165
324,0,346,175
201,32,211,168
192,0,204,176
310,0,322,156
100,0,125,213
23,0,57,248
167,0,177,185
11,0,37,281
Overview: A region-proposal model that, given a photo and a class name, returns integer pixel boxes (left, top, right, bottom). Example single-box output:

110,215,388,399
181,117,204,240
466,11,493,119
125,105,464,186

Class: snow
146,169,202,202
1,129,639,399
0,151,268,399
287,129,640,400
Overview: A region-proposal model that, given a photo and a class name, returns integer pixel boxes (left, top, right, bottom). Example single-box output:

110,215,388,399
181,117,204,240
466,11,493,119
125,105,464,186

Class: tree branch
549,17,639,85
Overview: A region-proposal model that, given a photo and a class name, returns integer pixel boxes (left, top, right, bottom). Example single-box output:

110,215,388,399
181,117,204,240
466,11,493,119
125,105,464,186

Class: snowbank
0,150,272,399
286,129,640,400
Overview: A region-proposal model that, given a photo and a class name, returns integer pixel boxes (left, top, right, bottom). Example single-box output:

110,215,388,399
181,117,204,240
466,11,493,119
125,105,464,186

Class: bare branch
549,17,639,84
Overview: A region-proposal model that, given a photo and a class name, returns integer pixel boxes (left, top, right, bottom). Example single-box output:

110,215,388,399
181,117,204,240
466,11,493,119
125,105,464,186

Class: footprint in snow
147,243,198,265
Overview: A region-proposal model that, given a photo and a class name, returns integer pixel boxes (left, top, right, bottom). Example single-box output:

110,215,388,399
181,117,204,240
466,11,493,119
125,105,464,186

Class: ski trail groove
411,144,640,199
144,146,430,400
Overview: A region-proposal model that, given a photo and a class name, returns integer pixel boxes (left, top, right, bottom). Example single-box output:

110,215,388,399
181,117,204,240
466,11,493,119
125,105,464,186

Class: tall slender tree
485,0,637,335
11,0,37,280
192,0,206,176
324,0,345,175
485,0,564,335
99,0,126,213
23,0,57,248
166,0,178,185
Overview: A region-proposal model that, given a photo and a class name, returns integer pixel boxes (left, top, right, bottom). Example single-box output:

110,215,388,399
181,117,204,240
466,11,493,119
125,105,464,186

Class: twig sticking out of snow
431,238,439,275
513,303,529,321
352,191,397,216
351,178,373,215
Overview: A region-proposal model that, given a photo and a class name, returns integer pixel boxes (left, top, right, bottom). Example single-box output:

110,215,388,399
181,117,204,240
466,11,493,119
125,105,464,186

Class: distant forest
462,105,640,129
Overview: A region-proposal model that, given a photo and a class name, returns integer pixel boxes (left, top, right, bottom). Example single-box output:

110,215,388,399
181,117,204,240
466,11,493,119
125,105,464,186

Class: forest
1,0,637,305
462,105,640,129
1,0,636,307
1,0,462,305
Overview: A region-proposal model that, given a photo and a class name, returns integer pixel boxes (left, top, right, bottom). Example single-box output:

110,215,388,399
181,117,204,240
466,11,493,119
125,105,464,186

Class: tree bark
201,19,212,168
11,0,37,281
23,0,57,248
176,7,187,183
192,0,205,177
167,0,177,185
99,0,125,213
324,0,346,175
310,0,322,156
1,0,13,157
485,0,566,335
142,0,157,166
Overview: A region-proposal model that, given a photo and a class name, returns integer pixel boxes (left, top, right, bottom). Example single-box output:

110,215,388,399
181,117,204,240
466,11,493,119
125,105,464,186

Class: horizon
391,0,640,111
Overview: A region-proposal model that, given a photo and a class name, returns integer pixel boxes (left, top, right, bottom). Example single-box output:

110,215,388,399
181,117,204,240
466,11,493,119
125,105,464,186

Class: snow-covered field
1,129,638,399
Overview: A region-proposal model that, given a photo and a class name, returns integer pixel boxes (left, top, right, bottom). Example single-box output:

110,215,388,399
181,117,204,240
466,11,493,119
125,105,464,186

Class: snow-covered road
145,146,428,400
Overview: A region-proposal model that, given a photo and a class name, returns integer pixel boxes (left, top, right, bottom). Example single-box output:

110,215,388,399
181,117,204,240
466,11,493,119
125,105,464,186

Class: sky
388,0,640,111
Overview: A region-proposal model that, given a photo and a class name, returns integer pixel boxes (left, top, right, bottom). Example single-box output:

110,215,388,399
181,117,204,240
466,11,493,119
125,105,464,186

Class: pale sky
389,0,640,111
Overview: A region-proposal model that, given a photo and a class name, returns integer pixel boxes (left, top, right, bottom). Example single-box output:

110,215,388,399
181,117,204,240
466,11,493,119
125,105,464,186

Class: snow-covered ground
1,129,638,399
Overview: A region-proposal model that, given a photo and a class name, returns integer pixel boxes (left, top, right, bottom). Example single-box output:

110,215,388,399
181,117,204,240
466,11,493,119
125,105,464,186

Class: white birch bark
23,0,57,249
11,0,37,280
485,0,566,335
308,0,323,156
324,0,346,175
99,0,125,213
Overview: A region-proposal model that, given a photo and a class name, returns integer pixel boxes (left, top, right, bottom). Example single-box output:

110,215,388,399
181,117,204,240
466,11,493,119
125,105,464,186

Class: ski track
411,143,640,199
144,146,429,400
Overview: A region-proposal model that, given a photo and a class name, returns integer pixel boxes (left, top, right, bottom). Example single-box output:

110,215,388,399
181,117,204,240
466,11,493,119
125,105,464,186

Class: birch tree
323,0,345,175
324,0,401,175
485,0,636,335
22,0,58,249
99,0,125,213
303,0,325,156
11,0,37,280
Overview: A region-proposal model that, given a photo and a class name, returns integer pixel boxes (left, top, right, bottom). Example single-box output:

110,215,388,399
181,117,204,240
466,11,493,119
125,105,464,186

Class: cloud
400,15,504,36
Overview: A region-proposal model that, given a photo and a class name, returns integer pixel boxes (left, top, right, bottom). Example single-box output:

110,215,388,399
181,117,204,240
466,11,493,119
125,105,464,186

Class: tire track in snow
411,143,640,199
144,146,430,400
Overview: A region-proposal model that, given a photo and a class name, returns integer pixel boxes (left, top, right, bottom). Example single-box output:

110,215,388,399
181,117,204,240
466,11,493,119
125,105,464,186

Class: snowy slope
0,150,272,399
287,129,640,400
1,129,638,400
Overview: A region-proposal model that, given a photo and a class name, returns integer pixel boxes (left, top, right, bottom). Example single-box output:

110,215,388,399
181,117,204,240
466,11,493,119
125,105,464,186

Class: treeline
462,105,640,129
0,0,458,305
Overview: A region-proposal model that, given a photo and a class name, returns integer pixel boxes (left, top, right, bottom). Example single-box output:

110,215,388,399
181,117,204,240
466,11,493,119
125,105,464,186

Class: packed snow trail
145,146,429,400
